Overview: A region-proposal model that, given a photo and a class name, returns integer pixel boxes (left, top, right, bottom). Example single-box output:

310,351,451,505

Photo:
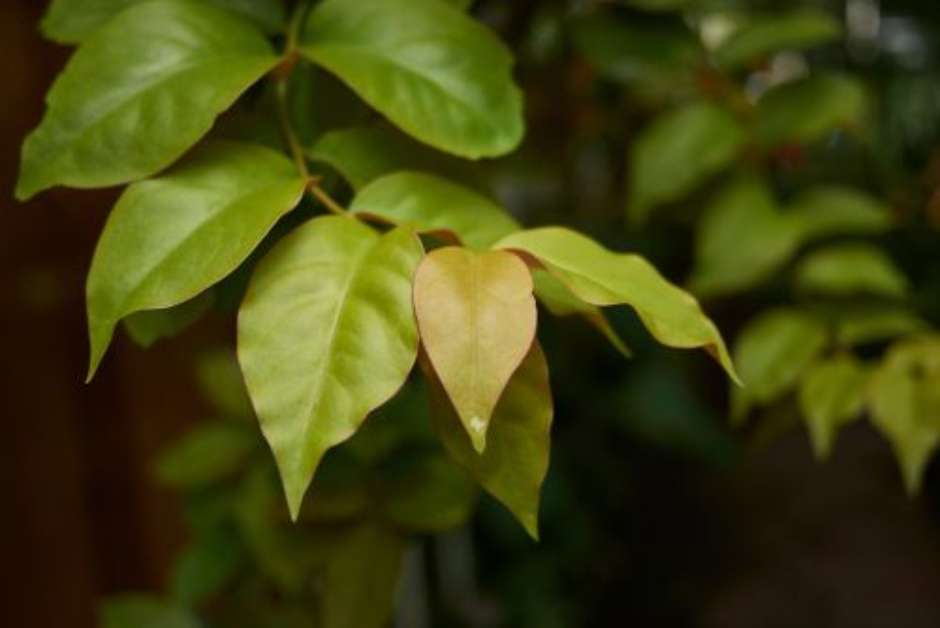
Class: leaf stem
308,179,349,216
274,79,310,180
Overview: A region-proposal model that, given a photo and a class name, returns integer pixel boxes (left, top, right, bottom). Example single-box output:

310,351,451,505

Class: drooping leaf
17,2,279,199
689,177,800,297
238,218,423,519
533,270,630,357
123,291,214,349
788,186,892,240
155,421,258,489
731,309,828,424
798,355,868,459
350,171,520,249
86,142,306,378
628,102,745,224
320,524,405,628
755,74,869,148
495,228,738,380
299,0,524,159
41,0,286,43
869,337,940,494
794,244,909,298
712,9,842,71
100,595,200,628
413,247,537,452
426,342,553,539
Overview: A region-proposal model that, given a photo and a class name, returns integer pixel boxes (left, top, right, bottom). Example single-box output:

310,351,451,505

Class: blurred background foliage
6,0,940,627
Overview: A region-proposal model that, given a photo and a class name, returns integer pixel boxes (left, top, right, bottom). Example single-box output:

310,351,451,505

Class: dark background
5,1,940,627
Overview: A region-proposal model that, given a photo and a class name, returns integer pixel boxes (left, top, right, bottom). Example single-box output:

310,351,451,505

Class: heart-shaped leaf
414,247,537,452
238,217,423,518
86,141,306,378
17,1,279,199
300,0,523,159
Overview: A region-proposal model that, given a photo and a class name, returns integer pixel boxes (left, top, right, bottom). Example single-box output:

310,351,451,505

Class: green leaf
533,270,630,357
123,291,214,349
832,306,928,346
299,0,523,159
41,0,287,43
495,228,738,381
155,421,258,489
195,350,255,419
794,245,909,298
628,102,745,224
623,0,695,10
170,525,246,606
321,525,405,628
798,355,868,459
100,595,200,628
731,309,828,424
350,171,520,249
713,9,842,71
426,342,552,539
414,247,537,452
17,1,279,200
690,177,800,297
238,218,423,519
788,186,892,240
86,141,306,378
377,451,477,533
754,75,869,147
869,337,940,494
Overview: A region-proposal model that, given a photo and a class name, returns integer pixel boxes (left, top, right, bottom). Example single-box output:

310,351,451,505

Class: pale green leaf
100,595,200,628
41,0,286,43
795,244,909,298
86,142,306,378
713,9,842,70
155,421,258,489
755,75,869,147
869,337,940,494
495,228,738,381
628,102,745,224
427,342,552,540
732,309,828,424
533,270,630,357
788,186,893,240
238,218,423,519
300,0,524,159
414,247,537,452
321,525,405,628
350,171,520,249
798,355,868,459
123,291,214,349
690,177,801,297
17,1,279,199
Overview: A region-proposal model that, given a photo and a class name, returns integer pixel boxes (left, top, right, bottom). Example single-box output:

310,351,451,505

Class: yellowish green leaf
798,355,868,459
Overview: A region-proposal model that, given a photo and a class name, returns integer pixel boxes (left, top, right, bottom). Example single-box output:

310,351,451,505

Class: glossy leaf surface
238,218,423,519
17,1,279,199
414,247,537,451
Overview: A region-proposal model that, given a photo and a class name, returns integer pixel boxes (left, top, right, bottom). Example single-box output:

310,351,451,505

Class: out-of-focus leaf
378,451,477,533
41,0,287,43
85,142,306,379
533,270,630,357
690,177,800,297
100,595,200,628
496,228,738,380
300,0,523,159
788,186,892,240
798,355,868,459
350,172,519,249
427,343,552,540
300,449,370,524
869,337,940,494
414,247,537,452
195,350,255,419
623,0,695,10
170,525,246,606
342,381,436,464
321,524,405,628
17,2,279,199
794,244,909,298
831,306,929,346
731,309,828,424
238,219,423,519
123,291,214,349
155,421,258,489
628,102,745,224
713,9,842,71
754,75,868,147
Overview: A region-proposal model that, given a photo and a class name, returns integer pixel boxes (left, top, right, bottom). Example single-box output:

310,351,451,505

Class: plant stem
274,79,310,180
308,181,348,216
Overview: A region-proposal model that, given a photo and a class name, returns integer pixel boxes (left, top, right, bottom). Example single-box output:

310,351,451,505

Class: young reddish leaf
425,342,553,540
413,247,537,452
